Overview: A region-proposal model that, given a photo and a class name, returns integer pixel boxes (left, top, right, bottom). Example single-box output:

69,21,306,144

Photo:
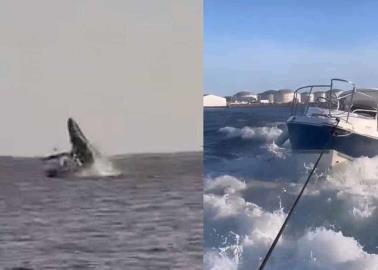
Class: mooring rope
258,118,340,270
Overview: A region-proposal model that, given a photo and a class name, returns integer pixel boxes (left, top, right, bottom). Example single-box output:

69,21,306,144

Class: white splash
262,142,288,159
352,202,376,219
205,175,247,194
76,147,121,178
219,126,283,141
204,175,378,270
327,156,378,198
204,176,286,269
204,251,238,270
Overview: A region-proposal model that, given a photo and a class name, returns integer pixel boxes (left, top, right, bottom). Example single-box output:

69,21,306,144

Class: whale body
43,118,97,177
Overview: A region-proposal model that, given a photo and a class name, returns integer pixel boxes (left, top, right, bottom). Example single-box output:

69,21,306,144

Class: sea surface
0,152,202,270
204,106,378,270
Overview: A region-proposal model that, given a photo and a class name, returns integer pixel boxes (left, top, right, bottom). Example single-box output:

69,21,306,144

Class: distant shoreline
229,103,293,108
204,102,295,109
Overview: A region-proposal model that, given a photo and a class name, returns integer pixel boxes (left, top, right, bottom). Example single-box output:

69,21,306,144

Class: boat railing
291,78,378,132
291,78,378,124
331,79,356,122
341,90,378,125
291,84,330,116
352,108,377,114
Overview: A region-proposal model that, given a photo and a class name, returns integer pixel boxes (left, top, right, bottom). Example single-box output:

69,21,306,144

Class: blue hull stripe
287,122,378,158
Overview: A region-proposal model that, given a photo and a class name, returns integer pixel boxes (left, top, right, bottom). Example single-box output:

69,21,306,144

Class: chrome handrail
291,84,330,116
291,78,378,131
330,79,356,121
291,78,363,123
352,108,377,114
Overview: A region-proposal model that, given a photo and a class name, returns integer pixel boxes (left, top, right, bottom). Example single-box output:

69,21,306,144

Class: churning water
0,153,202,269
204,107,378,270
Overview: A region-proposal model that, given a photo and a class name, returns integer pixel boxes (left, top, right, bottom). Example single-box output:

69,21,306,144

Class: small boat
278,78,378,167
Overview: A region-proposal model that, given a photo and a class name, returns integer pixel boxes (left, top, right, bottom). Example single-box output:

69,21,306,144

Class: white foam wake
219,126,283,141
326,156,378,198
204,175,378,270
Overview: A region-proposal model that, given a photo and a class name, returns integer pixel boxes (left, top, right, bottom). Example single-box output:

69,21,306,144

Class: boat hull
287,119,378,158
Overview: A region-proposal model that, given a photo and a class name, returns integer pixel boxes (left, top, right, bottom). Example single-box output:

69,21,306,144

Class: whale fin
42,152,71,161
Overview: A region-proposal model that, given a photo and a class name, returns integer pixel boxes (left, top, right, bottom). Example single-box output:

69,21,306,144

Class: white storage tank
274,89,294,104
232,91,257,103
313,91,327,102
301,92,314,103
258,90,276,104
203,94,227,107
293,93,301,103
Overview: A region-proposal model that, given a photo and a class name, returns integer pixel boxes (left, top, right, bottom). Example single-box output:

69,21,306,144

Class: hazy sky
205,0,378,96
0,0,202,156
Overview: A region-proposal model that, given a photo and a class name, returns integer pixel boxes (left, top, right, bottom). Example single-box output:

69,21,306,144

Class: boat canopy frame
291,78,378,126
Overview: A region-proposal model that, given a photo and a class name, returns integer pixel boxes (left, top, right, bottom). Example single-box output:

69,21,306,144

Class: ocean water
0,153,202,270
204,107,378,270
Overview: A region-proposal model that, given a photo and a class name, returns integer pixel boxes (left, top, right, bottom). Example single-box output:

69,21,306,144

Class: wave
205,175,247,194
218,126,283,141
204,175,378,270
326,156,378,198
261,142,288,159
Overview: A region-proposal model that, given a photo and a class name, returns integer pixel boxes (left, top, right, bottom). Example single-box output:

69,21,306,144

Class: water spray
258,118,340,270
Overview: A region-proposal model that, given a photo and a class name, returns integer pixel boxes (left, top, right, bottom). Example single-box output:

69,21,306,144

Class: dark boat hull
287,121,378,158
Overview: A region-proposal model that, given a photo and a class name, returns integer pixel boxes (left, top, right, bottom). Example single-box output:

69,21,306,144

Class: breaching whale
42,118,97,177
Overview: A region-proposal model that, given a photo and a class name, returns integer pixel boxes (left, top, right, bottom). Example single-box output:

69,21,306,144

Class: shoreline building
258,90,276,104
313,91,327,102
203,94,227,107
232,91,257,104
274,89,294,104
301,92,314,103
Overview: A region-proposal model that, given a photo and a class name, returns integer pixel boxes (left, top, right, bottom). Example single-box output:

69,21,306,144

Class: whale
42,118,97,177
67,117,95,166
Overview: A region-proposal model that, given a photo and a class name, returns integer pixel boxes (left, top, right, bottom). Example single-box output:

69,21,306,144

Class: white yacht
278,78,378,166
